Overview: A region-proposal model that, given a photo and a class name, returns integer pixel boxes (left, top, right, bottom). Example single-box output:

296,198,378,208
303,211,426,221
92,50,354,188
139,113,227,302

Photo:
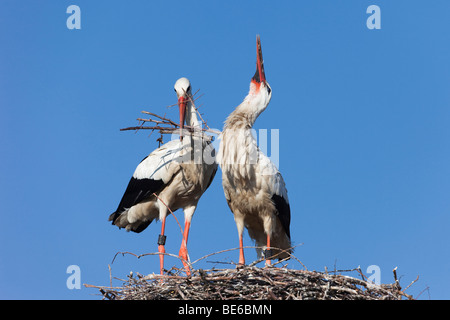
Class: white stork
217,36,291,266
109,77,218,275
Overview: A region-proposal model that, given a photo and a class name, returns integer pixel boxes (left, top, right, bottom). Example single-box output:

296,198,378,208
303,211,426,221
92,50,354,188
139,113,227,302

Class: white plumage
109,77,217,275
218,36,291,265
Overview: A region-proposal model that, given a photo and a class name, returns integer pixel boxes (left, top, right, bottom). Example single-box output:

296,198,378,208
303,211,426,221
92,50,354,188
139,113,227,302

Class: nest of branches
86,252,416,300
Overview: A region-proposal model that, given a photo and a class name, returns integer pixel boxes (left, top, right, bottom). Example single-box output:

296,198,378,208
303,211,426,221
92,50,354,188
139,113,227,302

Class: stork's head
247,36,272,115
174,77,191,141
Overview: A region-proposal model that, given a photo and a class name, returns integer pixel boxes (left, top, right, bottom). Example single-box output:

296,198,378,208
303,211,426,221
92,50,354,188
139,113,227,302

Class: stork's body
218,37,291,265
109,78,217,275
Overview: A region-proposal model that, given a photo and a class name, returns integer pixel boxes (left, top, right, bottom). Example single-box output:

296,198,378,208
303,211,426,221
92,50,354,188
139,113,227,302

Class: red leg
179,220,191,276
158,216,167,275
238,234,245,266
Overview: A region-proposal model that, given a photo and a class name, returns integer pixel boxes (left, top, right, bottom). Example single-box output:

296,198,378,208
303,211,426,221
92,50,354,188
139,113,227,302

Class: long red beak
178,96,186,141
252,35,266,84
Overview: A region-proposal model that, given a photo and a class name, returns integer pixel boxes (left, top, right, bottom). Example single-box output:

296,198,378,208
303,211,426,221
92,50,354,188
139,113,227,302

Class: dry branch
120,90,220,140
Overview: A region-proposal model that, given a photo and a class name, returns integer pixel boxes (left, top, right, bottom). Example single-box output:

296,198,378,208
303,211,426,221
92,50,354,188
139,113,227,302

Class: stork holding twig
217,36,292,266
109,77,218,275
120,91,221,138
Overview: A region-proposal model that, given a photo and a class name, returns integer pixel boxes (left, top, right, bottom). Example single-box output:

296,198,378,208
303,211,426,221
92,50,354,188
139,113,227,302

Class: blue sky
1,1,449,299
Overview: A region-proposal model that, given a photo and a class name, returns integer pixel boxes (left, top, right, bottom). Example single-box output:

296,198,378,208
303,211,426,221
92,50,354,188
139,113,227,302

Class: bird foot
236,263,246,270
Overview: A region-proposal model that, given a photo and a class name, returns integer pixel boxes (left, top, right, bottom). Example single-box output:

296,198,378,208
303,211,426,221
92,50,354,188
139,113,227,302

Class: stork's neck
185,98,201,128
224,95,267,130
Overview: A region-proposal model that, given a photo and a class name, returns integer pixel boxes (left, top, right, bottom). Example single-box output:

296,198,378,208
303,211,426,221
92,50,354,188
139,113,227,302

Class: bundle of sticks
120,90,220,142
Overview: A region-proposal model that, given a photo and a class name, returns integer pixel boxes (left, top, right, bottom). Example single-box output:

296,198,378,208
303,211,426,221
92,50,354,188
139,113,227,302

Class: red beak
178,96,187,141
252,35,266,84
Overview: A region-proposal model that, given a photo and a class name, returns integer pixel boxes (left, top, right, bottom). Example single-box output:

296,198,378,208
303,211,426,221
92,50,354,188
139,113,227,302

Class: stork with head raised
217,36,292,266
109,77,218,275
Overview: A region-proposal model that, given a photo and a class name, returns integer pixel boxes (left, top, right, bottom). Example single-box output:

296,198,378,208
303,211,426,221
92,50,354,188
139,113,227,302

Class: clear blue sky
1,1,449,299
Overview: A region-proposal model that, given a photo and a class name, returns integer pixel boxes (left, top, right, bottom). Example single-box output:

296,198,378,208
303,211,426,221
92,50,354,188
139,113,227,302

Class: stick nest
88,265,414,300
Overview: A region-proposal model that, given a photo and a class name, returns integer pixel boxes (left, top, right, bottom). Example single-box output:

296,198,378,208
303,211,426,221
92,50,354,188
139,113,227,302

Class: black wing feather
271,194,291,239
109,174,165,225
